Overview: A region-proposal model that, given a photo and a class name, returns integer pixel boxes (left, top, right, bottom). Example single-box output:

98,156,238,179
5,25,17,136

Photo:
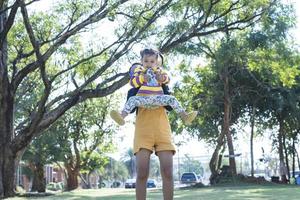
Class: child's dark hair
140,48,164,65
140,48,158,58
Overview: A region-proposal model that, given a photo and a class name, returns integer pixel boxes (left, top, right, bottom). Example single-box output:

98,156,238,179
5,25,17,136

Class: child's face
142,55,157,69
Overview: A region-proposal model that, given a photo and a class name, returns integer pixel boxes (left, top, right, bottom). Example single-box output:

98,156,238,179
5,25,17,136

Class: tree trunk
67,172,79,191
0,81,20,198
99,175,103,188
283,132,290,179
209,131,225,184
250,105,256,177
65,164,79,191
0,147,17,197
31,163,46,192
131,157,134,178
1,2,12,197
0,34,17,196
0,160,3,198
292,136,296,177
217,144,226,171
79,173,91,189
223,75,236,175
296,149,300,172
278,118,287,183
87,172,92,188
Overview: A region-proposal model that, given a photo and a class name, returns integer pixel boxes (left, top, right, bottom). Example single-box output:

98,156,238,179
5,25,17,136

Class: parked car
147,179,157,188
111,181,121,188
197,175,203,182
98,182,106,188
125,178,136,188
290,171,300,177
180,172,199,184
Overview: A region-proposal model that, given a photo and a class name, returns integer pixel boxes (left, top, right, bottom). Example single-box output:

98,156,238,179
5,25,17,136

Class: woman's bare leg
135,148,152,200
157,151,174,200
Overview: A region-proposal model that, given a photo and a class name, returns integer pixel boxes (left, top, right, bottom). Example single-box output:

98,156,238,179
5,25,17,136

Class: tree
22,132,59,192
46,98,115,190
0,0,173,196
169,1,299,183
80,151,111,189
104,157,129,185
156,0,273,53
0,0,276,196
149,156,160,179
180,155,204,176
23,97,116,191
121,148,136,178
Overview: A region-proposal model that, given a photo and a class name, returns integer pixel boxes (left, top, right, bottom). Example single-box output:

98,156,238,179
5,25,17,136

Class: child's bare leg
135,149,151,200
157,151,174,200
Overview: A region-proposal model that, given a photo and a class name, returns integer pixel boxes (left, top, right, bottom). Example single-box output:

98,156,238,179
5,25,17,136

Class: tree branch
12,0,129,93
56,0,173,95
160,0,267,53
0,0,39,15
50,39,123,83
20,0,52,135
11,73,128,152
0,0,21,48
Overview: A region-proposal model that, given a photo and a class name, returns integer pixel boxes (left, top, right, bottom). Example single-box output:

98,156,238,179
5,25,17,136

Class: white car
180,172,200,184
125,178,136,188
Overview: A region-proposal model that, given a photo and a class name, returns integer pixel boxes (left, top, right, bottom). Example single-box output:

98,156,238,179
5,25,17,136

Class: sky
30,0,300,168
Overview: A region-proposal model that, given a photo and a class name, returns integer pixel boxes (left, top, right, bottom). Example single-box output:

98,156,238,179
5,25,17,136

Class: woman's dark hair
140,48,164,65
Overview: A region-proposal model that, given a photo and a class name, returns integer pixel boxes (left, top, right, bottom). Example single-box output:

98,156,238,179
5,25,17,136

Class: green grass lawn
7,185,300,200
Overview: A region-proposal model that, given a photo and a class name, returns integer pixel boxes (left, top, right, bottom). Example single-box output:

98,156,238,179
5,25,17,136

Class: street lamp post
175,142,183,182
178,148,180,181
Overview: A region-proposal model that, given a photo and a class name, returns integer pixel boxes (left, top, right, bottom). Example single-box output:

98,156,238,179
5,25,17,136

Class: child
110,48,197,126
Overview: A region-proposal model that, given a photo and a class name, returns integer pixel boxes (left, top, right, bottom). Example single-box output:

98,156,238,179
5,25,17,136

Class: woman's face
142,55,157,68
